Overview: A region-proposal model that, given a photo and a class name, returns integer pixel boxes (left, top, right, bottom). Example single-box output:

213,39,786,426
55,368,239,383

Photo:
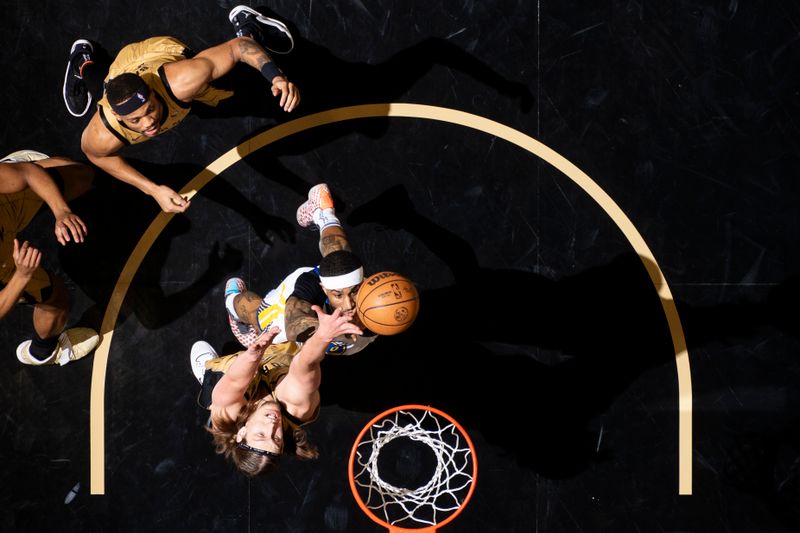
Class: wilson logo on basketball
366,271,397,286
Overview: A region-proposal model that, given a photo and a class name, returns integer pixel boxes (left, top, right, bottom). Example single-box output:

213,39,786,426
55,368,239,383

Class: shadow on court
57,159,294,334
320,184,797,481
190,14,534,201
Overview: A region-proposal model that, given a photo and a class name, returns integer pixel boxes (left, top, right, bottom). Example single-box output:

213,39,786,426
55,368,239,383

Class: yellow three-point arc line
89,103,693,496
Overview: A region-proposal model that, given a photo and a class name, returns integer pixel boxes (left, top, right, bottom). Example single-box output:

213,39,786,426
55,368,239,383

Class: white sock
226,293,240,320
313,208,341,231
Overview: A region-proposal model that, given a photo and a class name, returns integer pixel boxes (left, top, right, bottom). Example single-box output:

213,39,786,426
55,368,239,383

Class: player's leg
18,272,99,366
31,273,70,340
224,277,263,347
296,183,351,256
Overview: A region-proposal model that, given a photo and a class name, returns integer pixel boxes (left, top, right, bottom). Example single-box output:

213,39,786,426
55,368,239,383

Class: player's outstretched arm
81,118,190,213
211,327,280,412
277,306,362,415
165,37,300,112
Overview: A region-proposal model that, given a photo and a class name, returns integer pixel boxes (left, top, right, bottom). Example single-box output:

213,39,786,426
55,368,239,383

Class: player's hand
153,185,190,213
53,209,87,245
350,310,366,331
311,305,363,343
246,326,281,356
271,76,300,112
339,308,363,341
12,239,41,278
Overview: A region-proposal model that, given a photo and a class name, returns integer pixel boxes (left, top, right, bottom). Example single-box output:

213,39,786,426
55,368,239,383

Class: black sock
29,331,59,359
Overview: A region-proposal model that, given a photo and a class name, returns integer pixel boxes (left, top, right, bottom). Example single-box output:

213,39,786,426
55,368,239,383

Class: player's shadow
195,15,533,119
58,159,292,334
191,8,534,199
320,184,797,479
285,26,533,114
721,417,800,531
69,9,535,220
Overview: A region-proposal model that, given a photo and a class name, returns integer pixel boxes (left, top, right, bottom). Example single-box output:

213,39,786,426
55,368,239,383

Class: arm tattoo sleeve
285,296,319,342
237,37,273,70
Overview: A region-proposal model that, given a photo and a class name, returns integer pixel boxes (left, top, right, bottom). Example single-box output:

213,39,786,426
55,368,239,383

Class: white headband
319,267,364,290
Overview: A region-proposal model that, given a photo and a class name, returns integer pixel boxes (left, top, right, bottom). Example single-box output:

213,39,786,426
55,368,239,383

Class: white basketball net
351,408,475,529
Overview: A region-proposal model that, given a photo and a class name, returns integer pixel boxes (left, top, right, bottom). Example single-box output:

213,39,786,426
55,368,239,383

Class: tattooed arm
284,296,321,342
163,36,300,111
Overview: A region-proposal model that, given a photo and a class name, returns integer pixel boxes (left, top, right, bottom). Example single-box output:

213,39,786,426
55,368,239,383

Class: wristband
260,62,284,83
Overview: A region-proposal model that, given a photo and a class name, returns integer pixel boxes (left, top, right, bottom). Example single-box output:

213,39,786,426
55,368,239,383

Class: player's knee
42,274,71,311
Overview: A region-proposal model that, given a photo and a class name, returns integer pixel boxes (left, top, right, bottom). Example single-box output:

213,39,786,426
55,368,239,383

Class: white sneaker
1,149,50,163
190,341,218,384
16,327,100,366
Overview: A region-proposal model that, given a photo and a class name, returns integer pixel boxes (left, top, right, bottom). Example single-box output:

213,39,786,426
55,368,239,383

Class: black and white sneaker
63,39,95,117
228,5,294,54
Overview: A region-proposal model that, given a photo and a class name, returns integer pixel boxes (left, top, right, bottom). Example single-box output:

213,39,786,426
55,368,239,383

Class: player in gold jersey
63,6,300,213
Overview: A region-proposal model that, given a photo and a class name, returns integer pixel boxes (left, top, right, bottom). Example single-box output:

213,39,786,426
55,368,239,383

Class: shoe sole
228,5,294,54
229,5,260,23
63,39,94,118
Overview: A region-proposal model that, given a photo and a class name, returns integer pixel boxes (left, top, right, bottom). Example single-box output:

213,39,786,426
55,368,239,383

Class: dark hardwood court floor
1,1,798,532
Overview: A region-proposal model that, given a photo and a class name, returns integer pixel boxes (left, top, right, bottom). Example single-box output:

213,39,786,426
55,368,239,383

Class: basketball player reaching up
199,305,362,476
187,184,385,474
212,183,378,357
64,6,300,213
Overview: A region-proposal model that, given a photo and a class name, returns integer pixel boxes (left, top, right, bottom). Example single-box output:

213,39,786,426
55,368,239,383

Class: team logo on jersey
326,339,352,355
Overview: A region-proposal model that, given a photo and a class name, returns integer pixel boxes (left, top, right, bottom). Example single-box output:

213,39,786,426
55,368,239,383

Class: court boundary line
89,103,692,495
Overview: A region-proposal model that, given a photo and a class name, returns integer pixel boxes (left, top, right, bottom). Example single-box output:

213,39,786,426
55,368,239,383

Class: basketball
356,272,419,335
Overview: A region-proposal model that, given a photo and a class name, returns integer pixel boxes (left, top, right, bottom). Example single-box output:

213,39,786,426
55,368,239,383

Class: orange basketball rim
348,404,479,532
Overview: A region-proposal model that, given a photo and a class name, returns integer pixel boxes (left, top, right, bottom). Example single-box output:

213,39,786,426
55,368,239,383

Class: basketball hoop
348,405,478,532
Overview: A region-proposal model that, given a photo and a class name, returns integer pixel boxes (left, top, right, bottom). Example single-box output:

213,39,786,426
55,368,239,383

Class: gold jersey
206,342,319,429
96,36,233,145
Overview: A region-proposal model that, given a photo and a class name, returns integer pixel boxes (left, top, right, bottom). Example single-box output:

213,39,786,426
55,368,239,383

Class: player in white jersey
221,183,377,357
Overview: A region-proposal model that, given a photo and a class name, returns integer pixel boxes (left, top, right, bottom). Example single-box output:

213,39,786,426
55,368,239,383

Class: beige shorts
0,158,53,303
